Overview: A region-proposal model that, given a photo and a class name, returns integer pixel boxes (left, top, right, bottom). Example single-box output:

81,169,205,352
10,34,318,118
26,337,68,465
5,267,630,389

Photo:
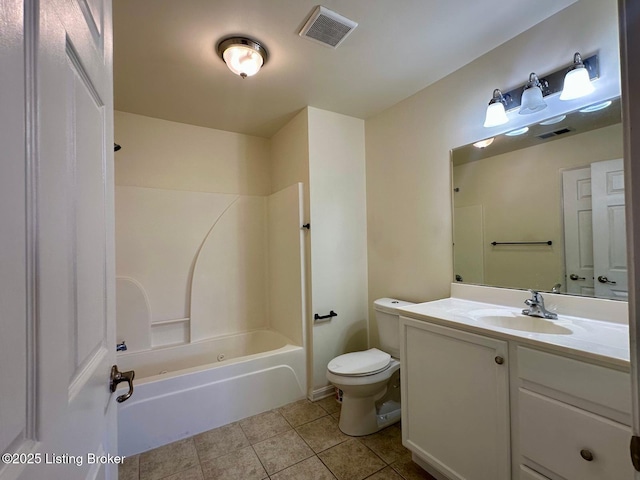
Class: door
562,167,595,296
0,0,117,479
620,0,640,477
562,159,628,300
591,158,628,299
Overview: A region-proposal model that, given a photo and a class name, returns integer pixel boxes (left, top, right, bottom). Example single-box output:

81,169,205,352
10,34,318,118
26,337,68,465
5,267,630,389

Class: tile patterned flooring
118,397,436,480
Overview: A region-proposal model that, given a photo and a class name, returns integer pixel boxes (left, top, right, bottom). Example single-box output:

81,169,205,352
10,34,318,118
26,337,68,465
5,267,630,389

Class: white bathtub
116,330,306,456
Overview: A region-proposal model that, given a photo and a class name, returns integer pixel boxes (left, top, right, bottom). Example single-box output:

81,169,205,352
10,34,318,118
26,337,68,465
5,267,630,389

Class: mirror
452,97,626,300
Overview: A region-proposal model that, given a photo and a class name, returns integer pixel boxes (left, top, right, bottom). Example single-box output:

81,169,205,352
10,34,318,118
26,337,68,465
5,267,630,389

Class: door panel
592,158,628,299
562,167,595,295
0,0,116,479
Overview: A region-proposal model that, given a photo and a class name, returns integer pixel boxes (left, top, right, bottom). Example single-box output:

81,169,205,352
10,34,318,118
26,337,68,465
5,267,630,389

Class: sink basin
467,309,572,335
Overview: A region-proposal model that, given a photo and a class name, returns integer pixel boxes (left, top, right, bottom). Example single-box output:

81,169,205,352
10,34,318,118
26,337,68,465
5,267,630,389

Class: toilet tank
374,298,414,358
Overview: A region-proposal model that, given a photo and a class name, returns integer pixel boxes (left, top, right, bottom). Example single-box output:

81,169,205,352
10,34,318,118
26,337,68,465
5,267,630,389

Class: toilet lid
327,348,391,376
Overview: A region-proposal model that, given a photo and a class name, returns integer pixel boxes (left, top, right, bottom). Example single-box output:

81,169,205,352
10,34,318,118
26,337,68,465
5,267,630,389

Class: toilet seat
327,348,391,377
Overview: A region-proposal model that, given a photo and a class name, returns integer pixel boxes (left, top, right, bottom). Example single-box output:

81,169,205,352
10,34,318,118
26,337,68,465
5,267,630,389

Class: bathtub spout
117,341,128,352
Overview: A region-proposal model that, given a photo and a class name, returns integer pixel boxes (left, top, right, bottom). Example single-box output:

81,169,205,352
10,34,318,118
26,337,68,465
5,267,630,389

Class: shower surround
114,181,306,453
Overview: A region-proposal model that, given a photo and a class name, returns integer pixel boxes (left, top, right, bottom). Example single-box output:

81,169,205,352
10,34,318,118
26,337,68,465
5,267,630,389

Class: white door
562,167,595,296
620,1,640,476
0,0,119,479
591,158,628,299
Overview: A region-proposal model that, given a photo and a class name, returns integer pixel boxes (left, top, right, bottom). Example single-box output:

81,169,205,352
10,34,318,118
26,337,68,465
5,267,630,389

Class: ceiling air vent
538,127,572,140
299,6,358,48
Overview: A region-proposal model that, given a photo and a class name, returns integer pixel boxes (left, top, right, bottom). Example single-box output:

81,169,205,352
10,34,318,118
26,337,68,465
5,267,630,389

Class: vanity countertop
399,297,630,369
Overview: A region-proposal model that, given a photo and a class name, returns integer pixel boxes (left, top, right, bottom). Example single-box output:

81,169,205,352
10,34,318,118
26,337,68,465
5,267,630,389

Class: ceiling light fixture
217,36,268,79
519,73,548,115
483,89,509,128
560,52,596,101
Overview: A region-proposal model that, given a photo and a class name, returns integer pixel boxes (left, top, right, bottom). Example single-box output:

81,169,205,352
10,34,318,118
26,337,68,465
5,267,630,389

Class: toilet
326,297,414,436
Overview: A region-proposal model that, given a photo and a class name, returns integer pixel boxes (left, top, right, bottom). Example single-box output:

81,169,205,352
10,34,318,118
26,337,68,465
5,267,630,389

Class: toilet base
337,370,402,436
338,394,401,436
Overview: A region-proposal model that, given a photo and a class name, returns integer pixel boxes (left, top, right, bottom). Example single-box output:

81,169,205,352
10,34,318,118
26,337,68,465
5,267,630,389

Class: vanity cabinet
516,346,633,480
400,316,511,480
400,314,633,480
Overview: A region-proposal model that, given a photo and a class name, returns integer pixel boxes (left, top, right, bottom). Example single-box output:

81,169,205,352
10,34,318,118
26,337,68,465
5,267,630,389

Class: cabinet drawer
519,389,632,480
519,465,551,480
518,346,631,417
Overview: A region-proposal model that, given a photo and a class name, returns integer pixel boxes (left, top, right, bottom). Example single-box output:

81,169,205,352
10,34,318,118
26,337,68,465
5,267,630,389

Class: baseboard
309,385,336,402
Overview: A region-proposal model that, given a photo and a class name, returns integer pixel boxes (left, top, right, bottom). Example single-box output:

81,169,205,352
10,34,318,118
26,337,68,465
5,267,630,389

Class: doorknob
597,275,617,285
110,365,135,403
569,274,586,281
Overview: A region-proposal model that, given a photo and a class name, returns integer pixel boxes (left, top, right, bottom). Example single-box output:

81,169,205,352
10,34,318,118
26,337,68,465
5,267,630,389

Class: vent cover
538,127,572,139
299,6,358,48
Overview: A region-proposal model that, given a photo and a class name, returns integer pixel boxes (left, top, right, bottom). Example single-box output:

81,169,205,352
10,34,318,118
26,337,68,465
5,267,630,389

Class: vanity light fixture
473,138,494,149
217,36,268,79
559,52,595,101
483,89,509,128
519,73,548,115
483,53,599,127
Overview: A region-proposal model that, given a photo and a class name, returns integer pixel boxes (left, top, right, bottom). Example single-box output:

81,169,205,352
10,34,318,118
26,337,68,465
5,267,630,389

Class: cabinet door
400,317,510,480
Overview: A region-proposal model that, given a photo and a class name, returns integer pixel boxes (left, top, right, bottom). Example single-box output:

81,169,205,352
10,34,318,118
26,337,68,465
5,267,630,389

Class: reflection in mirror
452,97,626,300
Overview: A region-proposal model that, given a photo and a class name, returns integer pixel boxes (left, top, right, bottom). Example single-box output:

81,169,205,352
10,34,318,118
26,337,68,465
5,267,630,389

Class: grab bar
314,310,337,322
491,241,552,246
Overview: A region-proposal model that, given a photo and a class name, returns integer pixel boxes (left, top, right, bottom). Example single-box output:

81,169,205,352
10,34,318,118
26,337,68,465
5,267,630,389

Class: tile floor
118,396,436,480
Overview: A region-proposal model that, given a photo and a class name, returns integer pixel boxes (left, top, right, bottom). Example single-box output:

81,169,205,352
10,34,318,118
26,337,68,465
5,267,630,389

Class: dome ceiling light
217,36,268,79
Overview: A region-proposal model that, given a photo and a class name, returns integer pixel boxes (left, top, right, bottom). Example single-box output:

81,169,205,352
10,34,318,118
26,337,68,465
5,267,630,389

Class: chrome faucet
551,283,562,293
116,341,128,352
522,290,557,320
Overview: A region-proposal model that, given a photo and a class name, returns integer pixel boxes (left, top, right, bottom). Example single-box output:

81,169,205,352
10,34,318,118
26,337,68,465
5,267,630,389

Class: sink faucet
522,290,558,320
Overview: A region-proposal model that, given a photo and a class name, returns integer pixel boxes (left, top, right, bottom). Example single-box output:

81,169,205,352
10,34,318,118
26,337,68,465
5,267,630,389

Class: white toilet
326,298,413,436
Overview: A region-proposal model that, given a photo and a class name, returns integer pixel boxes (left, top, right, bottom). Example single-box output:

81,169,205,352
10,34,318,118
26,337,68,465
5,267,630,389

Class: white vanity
398,284,632,480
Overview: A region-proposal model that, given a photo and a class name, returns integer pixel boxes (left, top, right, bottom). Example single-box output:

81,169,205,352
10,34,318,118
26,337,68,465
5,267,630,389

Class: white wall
365,0,620,347
308,107,368,393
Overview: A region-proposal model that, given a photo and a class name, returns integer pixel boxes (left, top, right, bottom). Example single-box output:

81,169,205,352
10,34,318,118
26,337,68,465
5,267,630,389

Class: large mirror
452,97,626,300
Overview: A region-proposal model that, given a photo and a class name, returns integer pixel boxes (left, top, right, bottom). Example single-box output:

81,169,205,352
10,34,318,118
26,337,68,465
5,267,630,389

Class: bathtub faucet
116,341,128,352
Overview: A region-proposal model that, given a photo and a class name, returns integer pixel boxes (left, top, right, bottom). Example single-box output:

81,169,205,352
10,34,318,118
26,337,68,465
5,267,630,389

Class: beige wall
114,111,270,194
365,0,620,347
269,108,314,394
270,107,368,396
453,123,623,291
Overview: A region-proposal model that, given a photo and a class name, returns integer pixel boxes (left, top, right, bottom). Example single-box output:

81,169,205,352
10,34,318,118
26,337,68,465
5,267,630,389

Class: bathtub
116,329,306,456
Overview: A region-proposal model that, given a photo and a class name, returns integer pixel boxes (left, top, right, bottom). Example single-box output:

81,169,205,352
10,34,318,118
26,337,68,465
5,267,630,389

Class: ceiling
113,0,578,138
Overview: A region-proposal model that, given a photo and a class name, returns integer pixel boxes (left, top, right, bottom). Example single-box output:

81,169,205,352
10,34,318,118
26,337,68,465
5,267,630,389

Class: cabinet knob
494,356,504,365
580,449,594,461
